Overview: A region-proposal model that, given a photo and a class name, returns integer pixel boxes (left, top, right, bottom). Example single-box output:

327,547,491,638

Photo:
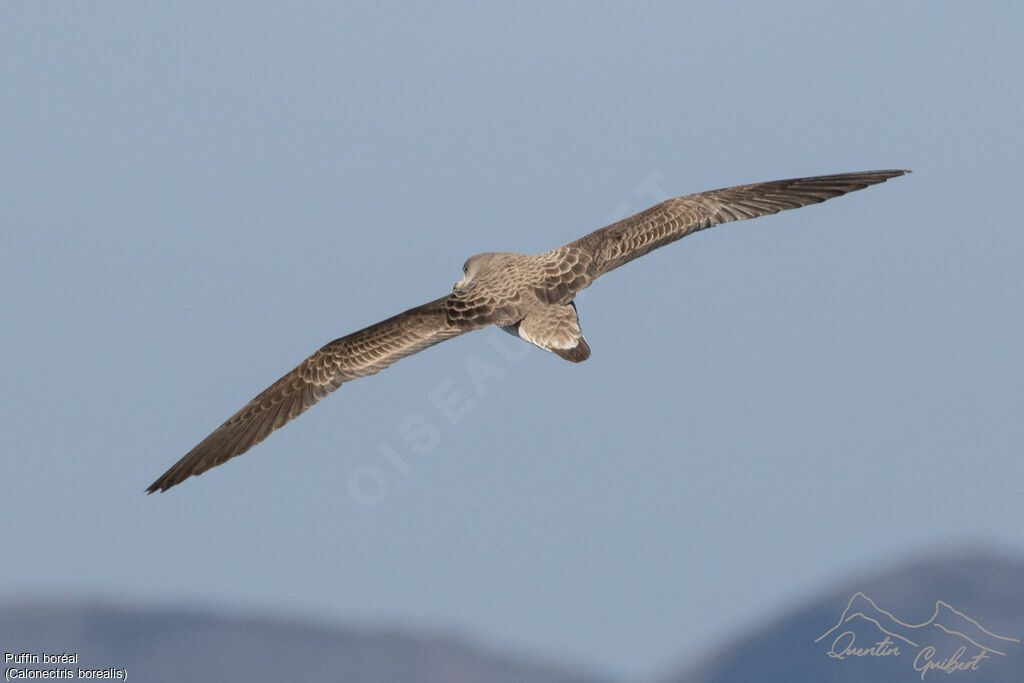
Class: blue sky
2,2,1022,679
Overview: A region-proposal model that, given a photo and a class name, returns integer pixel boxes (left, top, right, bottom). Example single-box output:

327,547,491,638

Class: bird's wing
563,170,908,280
148,295,466,493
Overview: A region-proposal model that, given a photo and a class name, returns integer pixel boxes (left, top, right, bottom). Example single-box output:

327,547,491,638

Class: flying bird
148,169,908,492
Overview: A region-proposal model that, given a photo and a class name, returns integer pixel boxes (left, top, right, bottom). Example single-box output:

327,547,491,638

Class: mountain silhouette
817,591,923,647
0,601,610,683
816,590,1019,655
3,547,1022,682
661,546,1024,683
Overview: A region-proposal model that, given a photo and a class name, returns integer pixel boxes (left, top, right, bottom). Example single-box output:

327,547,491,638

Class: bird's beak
454,276,467,289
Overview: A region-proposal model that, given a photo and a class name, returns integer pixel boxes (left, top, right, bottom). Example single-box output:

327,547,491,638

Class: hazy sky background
2,1,1022,679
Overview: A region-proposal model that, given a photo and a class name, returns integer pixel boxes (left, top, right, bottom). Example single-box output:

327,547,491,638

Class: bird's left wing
148,295,464,493
564,169,909,280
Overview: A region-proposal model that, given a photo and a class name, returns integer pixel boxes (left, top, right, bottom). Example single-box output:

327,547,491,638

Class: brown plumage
148,169,908,492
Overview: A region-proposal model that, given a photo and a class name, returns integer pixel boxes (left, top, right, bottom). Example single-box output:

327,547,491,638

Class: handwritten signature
816,592,1018,679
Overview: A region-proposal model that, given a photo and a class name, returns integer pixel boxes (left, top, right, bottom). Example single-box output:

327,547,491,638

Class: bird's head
454,252,499,290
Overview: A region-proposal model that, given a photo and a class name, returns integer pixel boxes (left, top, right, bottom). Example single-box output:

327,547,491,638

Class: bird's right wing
566,170,908,279
147,295,466,493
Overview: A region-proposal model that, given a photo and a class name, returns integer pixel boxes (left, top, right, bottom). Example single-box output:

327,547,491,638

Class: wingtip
849,169,909,178
853,169,910,184
145,473,178,495
863,169,910,178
